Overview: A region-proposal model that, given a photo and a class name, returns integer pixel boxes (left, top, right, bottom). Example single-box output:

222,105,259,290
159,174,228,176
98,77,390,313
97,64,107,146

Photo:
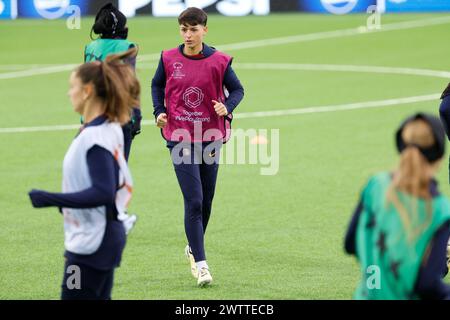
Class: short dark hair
178,7,208,26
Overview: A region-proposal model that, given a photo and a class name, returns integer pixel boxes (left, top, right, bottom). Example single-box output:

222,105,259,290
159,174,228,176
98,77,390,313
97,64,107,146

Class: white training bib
62,121,133,254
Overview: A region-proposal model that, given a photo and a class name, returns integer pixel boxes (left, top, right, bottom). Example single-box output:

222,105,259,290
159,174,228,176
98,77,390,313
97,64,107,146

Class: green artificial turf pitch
1,13,450,299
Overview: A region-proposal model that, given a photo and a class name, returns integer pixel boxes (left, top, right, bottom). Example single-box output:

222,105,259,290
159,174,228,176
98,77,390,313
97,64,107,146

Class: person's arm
223,63,244,114
29,146,118,209
125,43,137,70
83,45,87,63
344,199,363,255
439,95,450,140
130,107,142,138
415,222,450,300
122,44,141,137
151,54,167,120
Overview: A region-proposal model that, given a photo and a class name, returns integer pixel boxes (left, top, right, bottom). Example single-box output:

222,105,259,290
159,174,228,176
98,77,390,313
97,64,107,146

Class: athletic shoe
197,267,213,287
185,244,198,279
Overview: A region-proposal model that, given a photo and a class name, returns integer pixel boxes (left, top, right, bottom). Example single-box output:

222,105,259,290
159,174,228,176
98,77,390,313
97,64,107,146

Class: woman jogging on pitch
151,7,244,286
28,48,139,300
344,112,450,299
84,2,141,161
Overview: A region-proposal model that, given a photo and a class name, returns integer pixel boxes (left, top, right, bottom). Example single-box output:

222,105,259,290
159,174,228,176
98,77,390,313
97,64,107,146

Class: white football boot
185,245,198,279
197,267,213,287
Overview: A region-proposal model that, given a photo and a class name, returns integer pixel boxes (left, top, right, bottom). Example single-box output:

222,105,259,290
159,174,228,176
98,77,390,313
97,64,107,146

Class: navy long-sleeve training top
29,115,125,270
29,116,119,210
344,179,450,299
151,43,244,120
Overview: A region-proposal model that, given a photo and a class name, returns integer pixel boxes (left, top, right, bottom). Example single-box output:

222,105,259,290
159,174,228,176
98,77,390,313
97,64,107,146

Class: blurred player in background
151,7,244,287
28,48,139,300
438,82,450,273
84,2,141,161
344,112,450,299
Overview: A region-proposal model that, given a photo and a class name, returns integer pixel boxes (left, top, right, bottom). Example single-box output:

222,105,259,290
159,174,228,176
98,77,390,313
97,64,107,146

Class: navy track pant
61,260,114,300
170,142,221,262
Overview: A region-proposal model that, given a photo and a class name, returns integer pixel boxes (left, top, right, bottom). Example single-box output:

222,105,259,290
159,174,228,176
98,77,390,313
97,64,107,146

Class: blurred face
179,23,207,51
68,71,89,114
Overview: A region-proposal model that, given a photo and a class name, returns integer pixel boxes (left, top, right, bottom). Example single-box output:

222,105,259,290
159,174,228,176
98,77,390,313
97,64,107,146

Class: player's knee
186,198,203,215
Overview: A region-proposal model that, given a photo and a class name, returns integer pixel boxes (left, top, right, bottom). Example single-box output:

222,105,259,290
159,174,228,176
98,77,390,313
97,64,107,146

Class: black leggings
122,122,133,161
170,143,221,262
61,260,115,300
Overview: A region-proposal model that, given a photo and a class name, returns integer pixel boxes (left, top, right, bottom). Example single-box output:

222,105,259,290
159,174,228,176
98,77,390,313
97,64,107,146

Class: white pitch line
207,15,450,53
233,63,450,79
137,15,450,61
137,62,450,79
0,124,82,134
3,15,450,80
0,64,77,80
234,93,440,119
137,53,161,63
0,93,440,134
0,64,59,71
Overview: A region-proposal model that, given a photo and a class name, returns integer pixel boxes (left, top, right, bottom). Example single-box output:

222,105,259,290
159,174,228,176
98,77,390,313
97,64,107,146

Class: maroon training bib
162,47,232,143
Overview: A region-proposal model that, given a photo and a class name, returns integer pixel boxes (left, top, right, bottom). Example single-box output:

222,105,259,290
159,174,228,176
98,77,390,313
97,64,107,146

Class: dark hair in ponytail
91,2,128,40
386,119,437,242
75,47,140,125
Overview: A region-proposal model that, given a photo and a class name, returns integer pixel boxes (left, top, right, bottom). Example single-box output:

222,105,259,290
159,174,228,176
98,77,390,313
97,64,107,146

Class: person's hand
156,113,167,129
28,189,49,208
212,100,228,117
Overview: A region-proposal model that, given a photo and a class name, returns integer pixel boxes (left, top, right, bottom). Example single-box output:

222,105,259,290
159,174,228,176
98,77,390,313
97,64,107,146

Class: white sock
196,260,209,271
